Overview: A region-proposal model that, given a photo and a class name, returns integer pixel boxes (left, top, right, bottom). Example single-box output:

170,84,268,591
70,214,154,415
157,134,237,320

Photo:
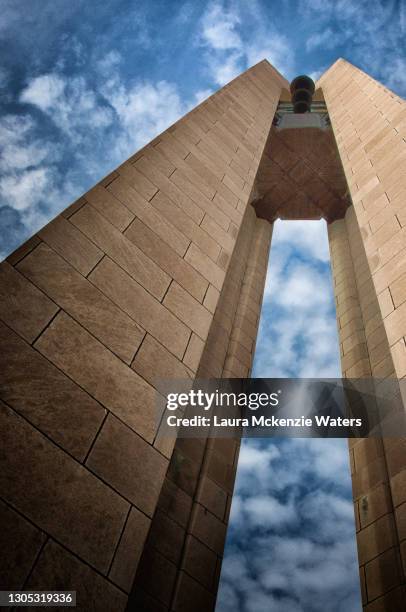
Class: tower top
290,75,316,113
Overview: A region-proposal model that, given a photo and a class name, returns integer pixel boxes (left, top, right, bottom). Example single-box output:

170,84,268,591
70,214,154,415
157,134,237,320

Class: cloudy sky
0,0,405,259
1,1,405,611
216,221,362,612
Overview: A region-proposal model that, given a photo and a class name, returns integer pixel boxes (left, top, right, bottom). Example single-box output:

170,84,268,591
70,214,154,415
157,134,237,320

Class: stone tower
0,59,405,611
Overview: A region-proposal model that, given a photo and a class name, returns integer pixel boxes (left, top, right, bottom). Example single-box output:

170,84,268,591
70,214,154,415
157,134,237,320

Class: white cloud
5,63,189,253
201,2,242,50
301,0,406,96
21,73,114,140
0,115,53,173
246,33,292,78
96,50,121,73
207,52,244,86
272,263,331,310
245,591,303,612
253,305,340,378
233,439,352,502
237,444,280,470
0,114,35,145
218,438,360,612
194,88,214,104
305,438,352,484
198,1,295,85
245,495,297,528
306,28,340,52
254,219,339,379
270,220,330,265
0,167,50,211
20,73,65,111
106,79,187,155
300,490,354,541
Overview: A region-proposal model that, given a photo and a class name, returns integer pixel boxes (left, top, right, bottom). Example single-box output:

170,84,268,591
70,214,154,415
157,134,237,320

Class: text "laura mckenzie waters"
165,414,363,428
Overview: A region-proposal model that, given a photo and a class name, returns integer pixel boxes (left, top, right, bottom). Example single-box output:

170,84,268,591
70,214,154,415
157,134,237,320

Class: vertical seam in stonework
29,307,61,347
160,277,174,304
180,329,193,363
129,332,147,368
106,504,132,578
21,535,49,592
85,252,106,279
82,410,109,465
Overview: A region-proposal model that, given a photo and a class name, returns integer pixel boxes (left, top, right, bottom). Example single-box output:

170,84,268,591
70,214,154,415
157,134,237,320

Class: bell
290,75,315,113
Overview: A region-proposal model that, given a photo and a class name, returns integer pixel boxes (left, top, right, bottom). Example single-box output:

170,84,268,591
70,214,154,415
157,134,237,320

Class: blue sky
216,221,362,612
0,0,405,259
1,1,405,611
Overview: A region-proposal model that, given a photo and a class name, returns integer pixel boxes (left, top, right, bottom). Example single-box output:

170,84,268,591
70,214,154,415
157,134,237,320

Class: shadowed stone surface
27,541,127,612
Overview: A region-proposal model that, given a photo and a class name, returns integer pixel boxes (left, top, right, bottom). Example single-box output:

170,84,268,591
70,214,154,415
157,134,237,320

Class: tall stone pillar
223,214,273,378
0,60,285,610
128,207,272,611
324,60,406,610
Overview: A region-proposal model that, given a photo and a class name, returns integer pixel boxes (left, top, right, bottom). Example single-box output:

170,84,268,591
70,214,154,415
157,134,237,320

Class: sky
0,0,405,259
216,221,362,612
0,1,405,611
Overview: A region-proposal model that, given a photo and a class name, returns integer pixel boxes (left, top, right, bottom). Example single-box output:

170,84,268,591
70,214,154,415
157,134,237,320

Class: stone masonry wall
324,60,406,610
0,60,285,611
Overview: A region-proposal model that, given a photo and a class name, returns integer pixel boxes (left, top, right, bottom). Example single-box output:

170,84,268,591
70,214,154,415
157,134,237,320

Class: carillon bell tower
0,58,405,610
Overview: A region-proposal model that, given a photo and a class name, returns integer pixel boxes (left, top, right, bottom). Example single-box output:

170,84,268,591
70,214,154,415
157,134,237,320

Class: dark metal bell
290,75,316,113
